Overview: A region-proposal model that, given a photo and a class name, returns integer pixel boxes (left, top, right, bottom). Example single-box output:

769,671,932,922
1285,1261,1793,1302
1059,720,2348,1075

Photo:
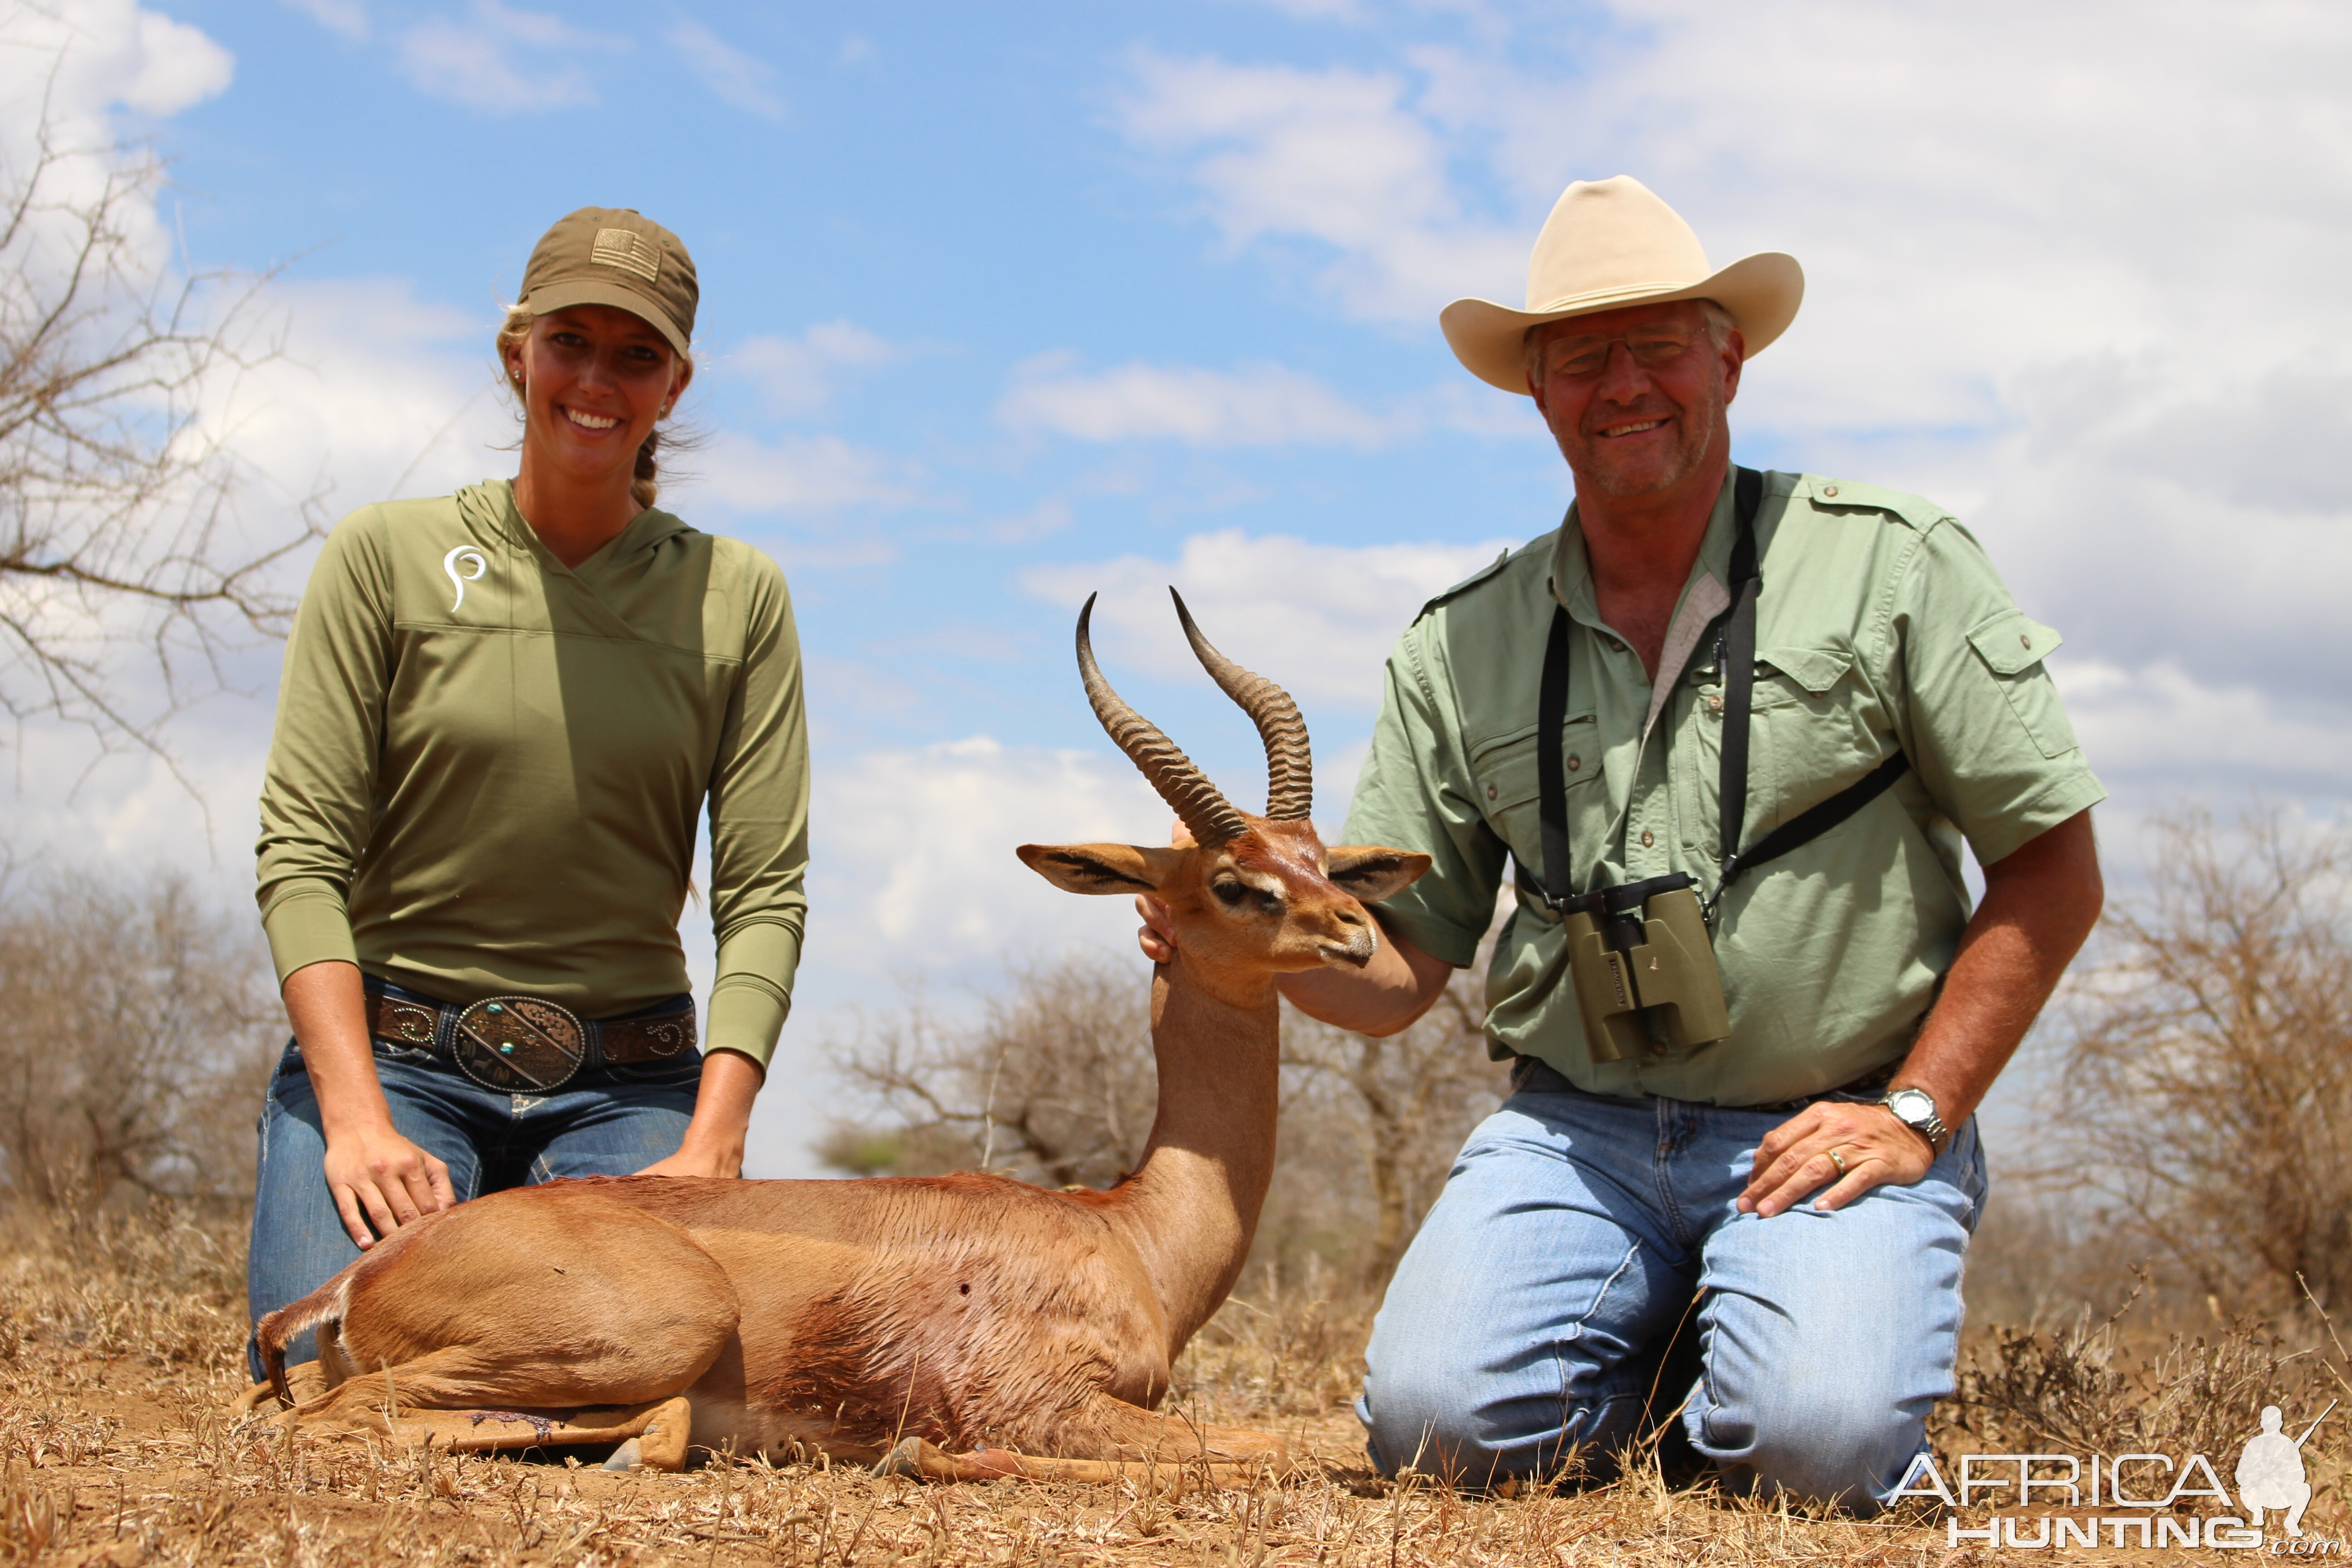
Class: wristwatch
1877,1087,1950,1156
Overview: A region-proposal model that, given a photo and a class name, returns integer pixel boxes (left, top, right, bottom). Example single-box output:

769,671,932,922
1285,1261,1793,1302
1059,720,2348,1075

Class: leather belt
1746,1059,1897,1112
367,992,696,1093
1511,1054,1896,1110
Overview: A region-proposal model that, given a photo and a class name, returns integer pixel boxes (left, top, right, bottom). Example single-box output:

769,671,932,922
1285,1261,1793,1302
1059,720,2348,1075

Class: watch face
1887,1088,1934,1122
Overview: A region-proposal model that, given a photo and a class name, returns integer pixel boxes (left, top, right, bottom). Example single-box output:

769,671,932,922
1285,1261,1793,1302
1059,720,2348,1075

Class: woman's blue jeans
245,982,702,1382
1359,1068,1986,1509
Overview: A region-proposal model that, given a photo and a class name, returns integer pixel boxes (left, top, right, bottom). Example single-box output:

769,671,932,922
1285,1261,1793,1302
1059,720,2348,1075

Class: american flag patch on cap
591,228,661,283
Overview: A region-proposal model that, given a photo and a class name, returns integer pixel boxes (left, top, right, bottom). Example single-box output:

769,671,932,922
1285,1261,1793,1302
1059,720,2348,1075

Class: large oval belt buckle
453,996,584,1093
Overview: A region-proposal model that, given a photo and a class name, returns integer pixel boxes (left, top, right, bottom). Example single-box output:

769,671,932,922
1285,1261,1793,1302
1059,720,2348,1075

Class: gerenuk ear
1323,846,1432,905
1017,843,1189,896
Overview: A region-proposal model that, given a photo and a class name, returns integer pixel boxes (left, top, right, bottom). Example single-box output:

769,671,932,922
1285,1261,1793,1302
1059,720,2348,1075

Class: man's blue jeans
1359,1068,1985,1508
245,983,702,1382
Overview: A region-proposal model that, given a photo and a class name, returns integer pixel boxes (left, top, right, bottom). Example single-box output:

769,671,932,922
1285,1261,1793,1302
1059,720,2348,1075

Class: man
1143,177,2105,1506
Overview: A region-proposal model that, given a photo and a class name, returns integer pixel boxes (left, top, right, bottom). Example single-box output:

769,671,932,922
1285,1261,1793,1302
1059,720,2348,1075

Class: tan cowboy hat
1440,176,1803,394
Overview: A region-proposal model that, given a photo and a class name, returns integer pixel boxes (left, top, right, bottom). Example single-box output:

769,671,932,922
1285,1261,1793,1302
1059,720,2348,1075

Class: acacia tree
0,89,314,760
1278,977,1503,1287
2053,808,2352,1313
0,872,279,1208
818,955,1156,1190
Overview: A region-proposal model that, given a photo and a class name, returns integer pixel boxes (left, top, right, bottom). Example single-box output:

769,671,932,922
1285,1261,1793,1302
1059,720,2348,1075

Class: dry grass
5,1206,2347,1567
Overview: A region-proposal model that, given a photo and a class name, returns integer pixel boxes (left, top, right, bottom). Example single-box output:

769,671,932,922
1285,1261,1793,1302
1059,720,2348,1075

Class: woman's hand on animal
322,1123,456,1247
283,961,458,1246
636,1145,742,1179
1736,1098,1933,1217
636,1048,762,1180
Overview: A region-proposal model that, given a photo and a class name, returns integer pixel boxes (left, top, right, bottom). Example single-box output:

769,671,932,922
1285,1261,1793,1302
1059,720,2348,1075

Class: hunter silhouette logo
2237,1401,2332,1538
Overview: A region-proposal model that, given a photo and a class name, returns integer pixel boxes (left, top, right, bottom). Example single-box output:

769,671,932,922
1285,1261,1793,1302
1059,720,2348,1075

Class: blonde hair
497,304,691,509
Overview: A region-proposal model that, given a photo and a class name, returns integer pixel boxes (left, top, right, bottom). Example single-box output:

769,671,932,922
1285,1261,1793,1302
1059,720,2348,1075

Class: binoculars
1556,872,1732,1062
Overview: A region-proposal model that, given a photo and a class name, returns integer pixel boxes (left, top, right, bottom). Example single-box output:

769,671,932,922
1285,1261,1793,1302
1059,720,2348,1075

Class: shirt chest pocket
1749,646,1891,835
1467,715,1603,873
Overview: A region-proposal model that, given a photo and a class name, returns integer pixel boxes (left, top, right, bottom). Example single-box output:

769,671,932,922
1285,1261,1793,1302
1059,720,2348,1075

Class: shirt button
1485,784,1498,800
1607,637,1626,652
1822,484,1840,498
1640,829,1655,847
2020,633,2033,649
1707,694,1724,712
1566,754,1582,772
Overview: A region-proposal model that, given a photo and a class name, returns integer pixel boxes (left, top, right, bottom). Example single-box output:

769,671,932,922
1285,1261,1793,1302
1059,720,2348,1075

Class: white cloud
2,697,277,874
1024,529,1512,711
1116,8,2352,804
2055,660,2352,791
666,18,784,122
1383,11,2352,441
0,2,235,318
396,0,625,112
1116,10,2352,410
1118,49,1521,323
760,734,1186,1173
976,498,1072,545
690,430,920,516
998,353,1534,449
0,3,534,844
0,1,233,138
809,736,1168,962
283,0,368,41
199,276,516,513
117,6,235,112
1253,0,1366,17
0,270,532,860
728,321,896,417
1001,354,1400,448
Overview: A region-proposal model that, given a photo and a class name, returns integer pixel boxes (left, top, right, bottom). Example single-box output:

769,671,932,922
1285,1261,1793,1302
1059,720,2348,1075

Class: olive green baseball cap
517,206,697,358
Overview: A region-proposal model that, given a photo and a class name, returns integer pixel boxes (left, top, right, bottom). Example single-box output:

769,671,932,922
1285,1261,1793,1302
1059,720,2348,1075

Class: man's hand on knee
1738,1101,1933,1217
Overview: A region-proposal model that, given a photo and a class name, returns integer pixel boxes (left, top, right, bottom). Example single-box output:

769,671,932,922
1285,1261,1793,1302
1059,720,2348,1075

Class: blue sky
149,3,1579,752
9,0,2350,1172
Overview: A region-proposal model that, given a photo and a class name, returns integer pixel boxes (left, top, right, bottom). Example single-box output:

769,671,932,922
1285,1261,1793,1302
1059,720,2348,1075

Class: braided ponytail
632,428,661,508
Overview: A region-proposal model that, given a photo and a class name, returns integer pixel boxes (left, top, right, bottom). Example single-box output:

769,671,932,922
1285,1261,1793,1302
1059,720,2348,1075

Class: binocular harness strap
1536,466,1911,926
1716,466,1764,879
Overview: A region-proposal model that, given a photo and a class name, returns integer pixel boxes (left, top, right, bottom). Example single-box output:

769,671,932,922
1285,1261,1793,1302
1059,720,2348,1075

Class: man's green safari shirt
1342,469,2105,1106
255,480,809,1069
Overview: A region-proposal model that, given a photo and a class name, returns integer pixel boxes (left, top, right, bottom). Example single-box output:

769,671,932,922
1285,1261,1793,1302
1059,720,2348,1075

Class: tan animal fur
250,593,1428,1478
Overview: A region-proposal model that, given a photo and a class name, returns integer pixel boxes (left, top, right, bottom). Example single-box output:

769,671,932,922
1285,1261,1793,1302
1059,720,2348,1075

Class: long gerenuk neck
1104,952,1282,1360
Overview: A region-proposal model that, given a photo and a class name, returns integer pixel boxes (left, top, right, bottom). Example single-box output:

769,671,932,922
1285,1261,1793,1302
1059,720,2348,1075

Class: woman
247,208,808,1374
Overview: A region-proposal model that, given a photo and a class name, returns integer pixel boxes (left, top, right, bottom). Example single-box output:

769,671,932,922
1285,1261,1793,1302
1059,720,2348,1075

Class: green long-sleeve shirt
255,480,809,1068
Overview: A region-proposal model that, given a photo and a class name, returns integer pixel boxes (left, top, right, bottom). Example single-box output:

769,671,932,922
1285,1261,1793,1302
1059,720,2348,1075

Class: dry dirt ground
5,1208,2344,1567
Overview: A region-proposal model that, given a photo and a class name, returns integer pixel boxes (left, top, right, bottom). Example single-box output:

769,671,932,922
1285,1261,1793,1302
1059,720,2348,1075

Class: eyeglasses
1537,327,1703,380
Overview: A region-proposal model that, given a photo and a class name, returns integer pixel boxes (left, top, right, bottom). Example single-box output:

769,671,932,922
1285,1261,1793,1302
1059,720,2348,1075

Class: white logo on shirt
443,545,488,612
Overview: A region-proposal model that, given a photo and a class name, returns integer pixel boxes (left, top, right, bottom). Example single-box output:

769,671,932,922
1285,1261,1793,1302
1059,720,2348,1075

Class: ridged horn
1169,588,1314,822
1076,593,1249,846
